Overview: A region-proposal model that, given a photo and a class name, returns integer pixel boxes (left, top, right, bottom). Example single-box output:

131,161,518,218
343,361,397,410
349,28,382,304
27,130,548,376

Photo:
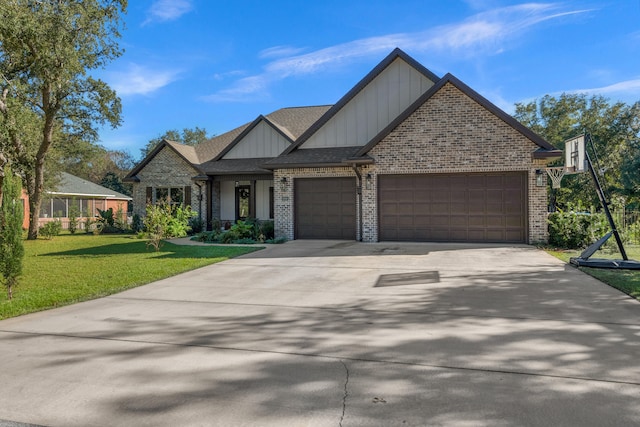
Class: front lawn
0,234,262,320
546,244,640,299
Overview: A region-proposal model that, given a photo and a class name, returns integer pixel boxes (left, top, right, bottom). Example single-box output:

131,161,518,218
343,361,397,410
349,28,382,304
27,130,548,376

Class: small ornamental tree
0,165,24,300
143,202,194,251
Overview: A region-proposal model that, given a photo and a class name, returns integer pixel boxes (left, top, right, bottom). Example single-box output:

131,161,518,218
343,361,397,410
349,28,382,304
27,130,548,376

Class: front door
235,185,251,220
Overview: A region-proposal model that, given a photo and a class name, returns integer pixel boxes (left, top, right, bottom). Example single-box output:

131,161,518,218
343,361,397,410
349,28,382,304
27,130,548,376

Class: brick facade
274,167,357,241
274,83,551,243
131,147,208,223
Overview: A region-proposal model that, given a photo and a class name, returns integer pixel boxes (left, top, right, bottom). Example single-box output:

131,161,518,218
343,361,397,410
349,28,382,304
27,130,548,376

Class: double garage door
378,172,527,243
294,172,527,243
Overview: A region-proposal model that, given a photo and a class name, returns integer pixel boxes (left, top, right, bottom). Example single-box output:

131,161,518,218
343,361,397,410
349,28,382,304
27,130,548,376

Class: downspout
351,164,364,242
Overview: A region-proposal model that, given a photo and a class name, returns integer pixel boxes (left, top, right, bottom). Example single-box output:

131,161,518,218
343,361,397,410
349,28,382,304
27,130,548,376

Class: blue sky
96,0,640,159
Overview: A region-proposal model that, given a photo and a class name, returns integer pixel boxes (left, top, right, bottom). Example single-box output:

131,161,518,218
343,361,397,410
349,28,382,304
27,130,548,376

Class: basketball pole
584,133,628,261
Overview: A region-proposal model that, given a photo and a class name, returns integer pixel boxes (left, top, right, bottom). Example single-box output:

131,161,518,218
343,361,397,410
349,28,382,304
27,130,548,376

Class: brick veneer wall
366,82,550,243
274,82,552,243
131,147,208,223
274,167,357,240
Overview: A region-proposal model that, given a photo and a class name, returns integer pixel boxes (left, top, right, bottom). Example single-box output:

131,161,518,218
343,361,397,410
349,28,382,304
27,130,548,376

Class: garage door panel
379,172,527,243
295,178,356,240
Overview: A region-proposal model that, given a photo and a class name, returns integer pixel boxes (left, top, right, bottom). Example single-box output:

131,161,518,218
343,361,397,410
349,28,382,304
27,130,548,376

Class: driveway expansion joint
2,329,639,387
339,360,349,427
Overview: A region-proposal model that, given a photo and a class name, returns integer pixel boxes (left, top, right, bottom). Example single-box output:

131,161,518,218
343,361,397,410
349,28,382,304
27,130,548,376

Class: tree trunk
27,95,56,240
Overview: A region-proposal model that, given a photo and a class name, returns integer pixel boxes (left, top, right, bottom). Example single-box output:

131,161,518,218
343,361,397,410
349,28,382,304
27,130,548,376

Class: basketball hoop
546,167,566,189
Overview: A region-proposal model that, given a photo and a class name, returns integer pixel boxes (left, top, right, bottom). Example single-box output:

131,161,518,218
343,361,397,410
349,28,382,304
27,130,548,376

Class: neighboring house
127,48,561,243
22,172,132,230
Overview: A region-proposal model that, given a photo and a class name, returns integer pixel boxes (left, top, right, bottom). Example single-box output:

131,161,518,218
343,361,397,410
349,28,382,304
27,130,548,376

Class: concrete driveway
1,240,639,426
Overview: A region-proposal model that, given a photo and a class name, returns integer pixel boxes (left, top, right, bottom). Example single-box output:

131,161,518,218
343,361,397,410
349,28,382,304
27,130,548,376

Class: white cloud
206,3,592,102
107,64,181,96
259,45,307,59
203,76,270,103
143,0,193,25
571,79,640,98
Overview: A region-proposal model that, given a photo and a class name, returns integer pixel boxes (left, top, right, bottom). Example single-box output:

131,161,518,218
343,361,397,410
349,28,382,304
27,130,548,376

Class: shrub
131,214,143,233
0,166,25,300
229,220,254,239
220,229,240,244
548,211,609,249
259,220,274,241
265,236,287,244
39,220,62,240
143,202,196,251
68,202,79,234
84,217,95,233
189,216,204,234
231,238,258,245
193,230,221,243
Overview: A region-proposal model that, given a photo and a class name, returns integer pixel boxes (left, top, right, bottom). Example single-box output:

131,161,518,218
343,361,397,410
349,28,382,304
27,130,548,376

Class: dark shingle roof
264,147,372,169
199,158,273,175
51,172,132,200
194,123,252,163
266,106,332,140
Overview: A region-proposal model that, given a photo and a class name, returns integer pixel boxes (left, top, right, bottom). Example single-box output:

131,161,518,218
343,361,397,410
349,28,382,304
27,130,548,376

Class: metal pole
585,135,628,260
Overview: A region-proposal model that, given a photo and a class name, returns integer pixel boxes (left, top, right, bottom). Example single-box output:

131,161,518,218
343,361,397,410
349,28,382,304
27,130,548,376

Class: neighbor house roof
48,172,132,200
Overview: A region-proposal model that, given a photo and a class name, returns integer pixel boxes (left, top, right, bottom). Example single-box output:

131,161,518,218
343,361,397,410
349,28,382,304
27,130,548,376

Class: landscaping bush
143,202,196,251
259,220,274,241
548,211,609,249
131,214,143,233
229,220,254,239
193,230,221,243
39,220,62,240
68,202,79,234
189,216,205,234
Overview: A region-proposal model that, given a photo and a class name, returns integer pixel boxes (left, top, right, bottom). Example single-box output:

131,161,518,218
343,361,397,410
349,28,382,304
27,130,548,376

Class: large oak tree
0,0,127,239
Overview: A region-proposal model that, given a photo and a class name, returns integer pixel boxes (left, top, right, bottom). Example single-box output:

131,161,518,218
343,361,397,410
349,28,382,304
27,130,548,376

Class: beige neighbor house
126,48,561,243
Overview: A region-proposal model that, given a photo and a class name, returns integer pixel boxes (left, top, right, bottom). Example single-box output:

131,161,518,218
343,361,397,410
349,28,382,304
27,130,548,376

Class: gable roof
126,106,332,181
49,172,132,200
124,139,206,182
354,73,560,158
281,48,440,156
213,106,332,161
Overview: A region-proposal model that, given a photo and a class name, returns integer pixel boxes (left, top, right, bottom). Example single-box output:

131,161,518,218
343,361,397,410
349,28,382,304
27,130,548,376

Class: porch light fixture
365,173,372,190
280,177,288,191
235,181,239,187
535,169,545,187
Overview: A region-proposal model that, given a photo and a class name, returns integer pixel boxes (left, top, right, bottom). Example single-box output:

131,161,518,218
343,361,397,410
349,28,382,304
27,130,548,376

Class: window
155,187,184,206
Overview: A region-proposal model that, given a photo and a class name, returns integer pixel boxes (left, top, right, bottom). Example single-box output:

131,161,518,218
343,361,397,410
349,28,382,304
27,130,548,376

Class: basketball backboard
565,135,586,173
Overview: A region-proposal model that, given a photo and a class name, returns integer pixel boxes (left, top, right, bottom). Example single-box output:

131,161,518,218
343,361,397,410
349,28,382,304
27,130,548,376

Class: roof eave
532,149,563,159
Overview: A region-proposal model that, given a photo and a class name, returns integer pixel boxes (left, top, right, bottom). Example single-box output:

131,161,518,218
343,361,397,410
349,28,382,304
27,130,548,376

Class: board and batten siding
223,121,290,159
301,58,435,149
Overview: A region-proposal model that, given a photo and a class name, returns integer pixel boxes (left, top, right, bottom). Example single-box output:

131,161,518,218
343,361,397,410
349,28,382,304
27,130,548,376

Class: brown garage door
295,177,356,239
378,172,527,243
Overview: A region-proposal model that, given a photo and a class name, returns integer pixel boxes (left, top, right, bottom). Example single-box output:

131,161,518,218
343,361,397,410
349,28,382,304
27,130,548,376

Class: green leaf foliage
514,94,640,209
0,0,127,239
0,165,24,299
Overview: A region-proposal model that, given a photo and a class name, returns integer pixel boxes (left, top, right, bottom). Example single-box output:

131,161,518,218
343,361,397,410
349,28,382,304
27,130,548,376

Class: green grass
0,234,263,320
545,244,640,299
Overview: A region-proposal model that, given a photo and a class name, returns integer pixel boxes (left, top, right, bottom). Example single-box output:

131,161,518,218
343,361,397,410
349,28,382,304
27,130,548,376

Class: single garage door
295,177,356,239
379,172,527,243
